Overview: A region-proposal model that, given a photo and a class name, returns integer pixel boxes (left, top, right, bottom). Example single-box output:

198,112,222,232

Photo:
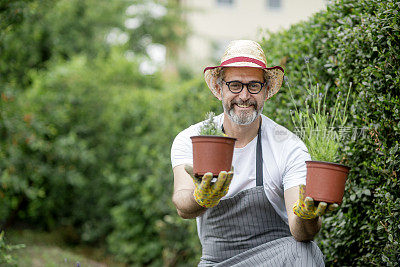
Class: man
171,40,337,266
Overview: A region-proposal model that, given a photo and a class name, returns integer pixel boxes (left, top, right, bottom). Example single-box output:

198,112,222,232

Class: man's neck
223,113,261,148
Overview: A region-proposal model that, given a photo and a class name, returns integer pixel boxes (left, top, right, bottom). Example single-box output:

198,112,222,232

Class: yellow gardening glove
293,184,339,219
184,165,234,208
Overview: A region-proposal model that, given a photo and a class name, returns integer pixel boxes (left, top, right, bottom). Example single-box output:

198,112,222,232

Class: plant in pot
286,61,352,204
191,112,237,178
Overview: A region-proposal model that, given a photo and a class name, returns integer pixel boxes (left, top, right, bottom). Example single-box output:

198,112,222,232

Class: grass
5,228,126,267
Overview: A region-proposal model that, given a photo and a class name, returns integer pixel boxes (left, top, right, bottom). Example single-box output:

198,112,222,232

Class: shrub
0,231,24,266
106,76,220,265
261,0,399,265
1,49,215,265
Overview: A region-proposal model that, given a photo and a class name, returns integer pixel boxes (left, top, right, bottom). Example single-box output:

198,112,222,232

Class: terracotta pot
191,136,236,177
305,161,351,204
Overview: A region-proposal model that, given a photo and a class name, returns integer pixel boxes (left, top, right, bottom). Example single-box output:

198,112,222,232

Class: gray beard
225,105,263,125
221,91,263,125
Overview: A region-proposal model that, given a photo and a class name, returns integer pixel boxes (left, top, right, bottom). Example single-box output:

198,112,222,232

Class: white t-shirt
171,113,310,227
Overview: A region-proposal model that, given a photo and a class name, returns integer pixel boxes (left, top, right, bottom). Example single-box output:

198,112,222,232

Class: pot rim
191,135,237,141
305,160,350,169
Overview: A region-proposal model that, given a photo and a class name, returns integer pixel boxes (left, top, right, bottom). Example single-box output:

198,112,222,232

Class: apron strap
256,120,263,186
222,119,263,186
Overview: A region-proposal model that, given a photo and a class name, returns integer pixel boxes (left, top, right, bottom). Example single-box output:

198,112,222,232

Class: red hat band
220,56,267,68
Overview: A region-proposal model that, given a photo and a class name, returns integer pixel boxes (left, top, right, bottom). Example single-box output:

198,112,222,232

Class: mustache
231,99,257,108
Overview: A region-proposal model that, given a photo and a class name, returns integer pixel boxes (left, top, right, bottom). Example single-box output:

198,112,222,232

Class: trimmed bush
261,0,399,265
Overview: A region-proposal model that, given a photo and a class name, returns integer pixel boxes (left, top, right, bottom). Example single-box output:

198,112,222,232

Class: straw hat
204,40,284,100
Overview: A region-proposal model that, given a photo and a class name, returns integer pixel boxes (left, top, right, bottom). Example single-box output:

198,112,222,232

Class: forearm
172,189,206,219
290,215,322,242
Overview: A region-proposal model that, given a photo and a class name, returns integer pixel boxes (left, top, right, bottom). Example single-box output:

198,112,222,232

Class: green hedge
261,0,399,265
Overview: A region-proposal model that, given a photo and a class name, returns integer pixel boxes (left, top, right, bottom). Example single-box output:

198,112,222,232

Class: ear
214,84,223,101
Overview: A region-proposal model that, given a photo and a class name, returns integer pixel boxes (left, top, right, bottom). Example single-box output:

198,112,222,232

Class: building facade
180,0,326,68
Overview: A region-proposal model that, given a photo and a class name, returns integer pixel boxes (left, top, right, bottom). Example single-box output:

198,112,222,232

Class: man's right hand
184,165,233,208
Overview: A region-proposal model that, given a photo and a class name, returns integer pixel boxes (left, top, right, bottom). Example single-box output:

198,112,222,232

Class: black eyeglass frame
223,80,266,94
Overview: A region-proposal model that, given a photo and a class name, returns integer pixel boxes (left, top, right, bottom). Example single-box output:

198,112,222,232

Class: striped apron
198,125,325,266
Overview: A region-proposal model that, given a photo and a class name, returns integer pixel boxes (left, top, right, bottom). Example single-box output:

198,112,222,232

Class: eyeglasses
223,80,266,94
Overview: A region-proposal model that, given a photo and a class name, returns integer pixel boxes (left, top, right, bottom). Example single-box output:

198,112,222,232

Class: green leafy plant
0,231,25,266
198,112,225,136
286,61,351,162
261,0,399,265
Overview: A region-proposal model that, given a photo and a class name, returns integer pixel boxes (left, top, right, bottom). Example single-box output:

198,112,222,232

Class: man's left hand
293,184,339,220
